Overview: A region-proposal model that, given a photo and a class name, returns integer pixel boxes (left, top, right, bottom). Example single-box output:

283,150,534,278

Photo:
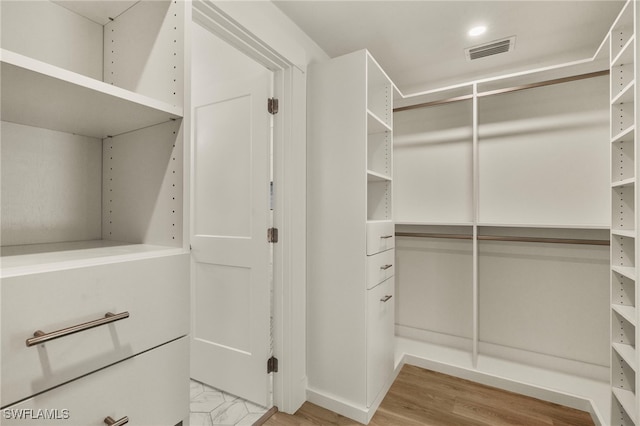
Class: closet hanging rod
395,232,610,246
394,69,610,112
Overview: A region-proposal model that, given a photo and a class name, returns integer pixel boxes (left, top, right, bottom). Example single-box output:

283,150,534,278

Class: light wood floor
263,365,595,426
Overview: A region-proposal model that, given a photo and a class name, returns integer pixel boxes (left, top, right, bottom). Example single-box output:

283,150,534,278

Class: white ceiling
273,0,625,95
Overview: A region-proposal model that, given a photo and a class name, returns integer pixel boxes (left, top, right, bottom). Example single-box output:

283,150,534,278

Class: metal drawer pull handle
380,235,393,239
26,312,130,347
380,264,393,270
380,295,393,302
104,416,129,426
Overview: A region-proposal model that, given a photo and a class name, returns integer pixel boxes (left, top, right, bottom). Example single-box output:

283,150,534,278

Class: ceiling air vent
465,36,516,61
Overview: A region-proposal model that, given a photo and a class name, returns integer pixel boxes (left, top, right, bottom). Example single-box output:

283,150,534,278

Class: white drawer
2,337,189,425
1,254,189,407
366,277,394,407
366,249,395,290
366,221,395,255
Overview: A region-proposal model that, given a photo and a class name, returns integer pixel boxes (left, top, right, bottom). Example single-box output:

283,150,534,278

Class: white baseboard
395,325,609,382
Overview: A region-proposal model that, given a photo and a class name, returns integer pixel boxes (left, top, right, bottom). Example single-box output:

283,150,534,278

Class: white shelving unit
610,2,639,424
0,1,189,423
307,49,395,424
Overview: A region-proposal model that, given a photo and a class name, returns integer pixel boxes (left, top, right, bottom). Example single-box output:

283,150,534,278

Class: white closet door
190,24,273,407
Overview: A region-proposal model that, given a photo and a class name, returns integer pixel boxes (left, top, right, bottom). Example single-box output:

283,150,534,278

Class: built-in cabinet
609,1,639,424
307,49,395,423
0,1,189,424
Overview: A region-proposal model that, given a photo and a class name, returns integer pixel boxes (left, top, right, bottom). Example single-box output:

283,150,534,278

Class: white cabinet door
366,278,395,407
190,24,274,408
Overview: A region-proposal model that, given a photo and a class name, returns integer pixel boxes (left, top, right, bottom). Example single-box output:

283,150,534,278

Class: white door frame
191,0,307,414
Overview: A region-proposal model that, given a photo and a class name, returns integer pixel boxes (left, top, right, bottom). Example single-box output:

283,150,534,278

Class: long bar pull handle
380,295,393,303
26,312,130,347
104,416,129,426
380,235,393,239
380,264,393,270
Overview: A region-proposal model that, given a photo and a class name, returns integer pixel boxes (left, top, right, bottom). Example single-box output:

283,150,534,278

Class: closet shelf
0,241,186,278
395,222,474,227
367,110,392,134
367,170,392,182
611,79,635,105
612,125,635,144
613,387,637,424
612,265,637,281
613,342,638,372
475,222,610,230
612,177,636,188
0,49,183,139
612,303,637,326
612,229,636,238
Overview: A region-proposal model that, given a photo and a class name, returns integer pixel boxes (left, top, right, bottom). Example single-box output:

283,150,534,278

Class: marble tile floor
190,380,270,426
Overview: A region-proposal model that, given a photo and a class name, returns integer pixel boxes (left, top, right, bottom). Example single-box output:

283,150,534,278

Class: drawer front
1,254,189,407
366,249,395,290
2,337,189,425
366,221,395,255
366,277,395,407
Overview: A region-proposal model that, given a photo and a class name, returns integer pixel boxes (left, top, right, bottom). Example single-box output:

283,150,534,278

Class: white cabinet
0,1,189,423
307,49,395,423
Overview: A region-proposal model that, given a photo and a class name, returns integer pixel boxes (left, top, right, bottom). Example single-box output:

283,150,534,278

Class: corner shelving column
307,49,395,423
610,1,639,424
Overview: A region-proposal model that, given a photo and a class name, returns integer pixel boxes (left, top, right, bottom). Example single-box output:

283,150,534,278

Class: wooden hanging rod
393,70,610,112
395,232,610,246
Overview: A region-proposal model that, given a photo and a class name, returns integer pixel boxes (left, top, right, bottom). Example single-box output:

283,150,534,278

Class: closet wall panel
478,239,610,366
395,233,473,345
1,0,103,79
477,76,610,227
1,122,102,246
394,100,473,224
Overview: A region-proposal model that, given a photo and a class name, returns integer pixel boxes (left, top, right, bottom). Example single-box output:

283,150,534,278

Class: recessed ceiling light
468,25,487,37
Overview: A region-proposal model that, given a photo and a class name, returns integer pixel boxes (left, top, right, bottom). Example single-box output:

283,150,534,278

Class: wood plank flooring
263,365,595,426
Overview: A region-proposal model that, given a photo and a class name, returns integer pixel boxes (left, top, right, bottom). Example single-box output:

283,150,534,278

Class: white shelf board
367,170,392,182
613,387,637,424
611,79,635,105
0,49,183,139
612,303,637,326
476,222,610,230
1,240,186,278
612,265,637,281
611,34,635,68
366,220,394,227
612,125,635,143
613,343,638,372
395,222,474,227
612,229,637,238
367,109,392,134
612,177,636,188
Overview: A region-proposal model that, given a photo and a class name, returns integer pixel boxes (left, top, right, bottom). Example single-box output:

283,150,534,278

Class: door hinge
267,356,279,373
268,227,279,243
268,97,279,115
